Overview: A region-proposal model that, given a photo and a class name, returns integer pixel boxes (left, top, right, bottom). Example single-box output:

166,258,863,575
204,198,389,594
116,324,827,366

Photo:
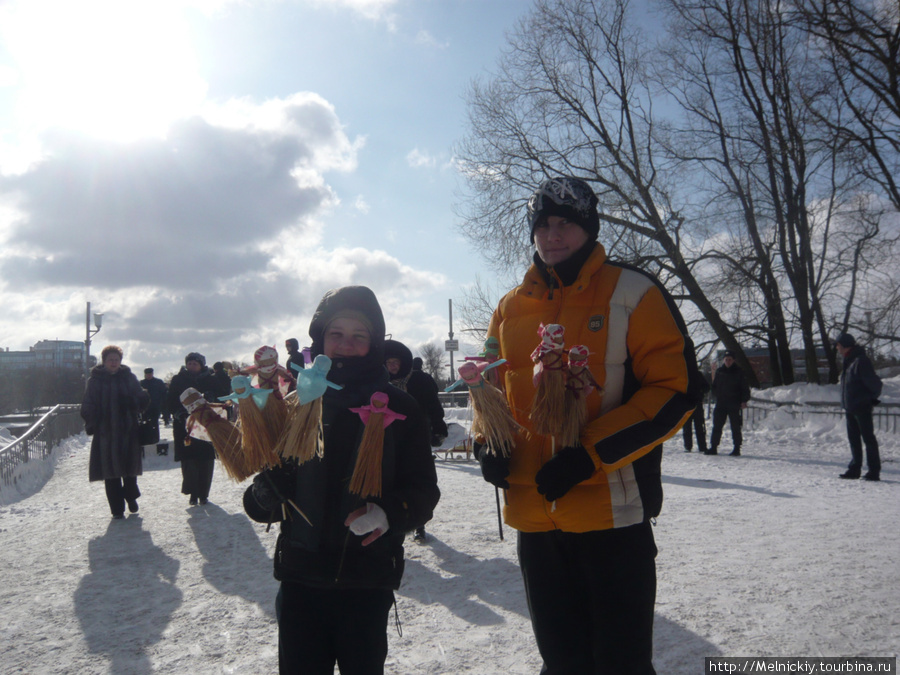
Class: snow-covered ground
1,381,898,674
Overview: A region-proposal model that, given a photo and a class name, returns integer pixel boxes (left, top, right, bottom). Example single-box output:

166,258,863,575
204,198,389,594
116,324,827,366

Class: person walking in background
409,357,448,447
81,345,150,519
244,285,439,675
384,343,448,543
479,177,700,674
683,371,710,453
167,353,229,506
284,338,305,393
707,350,750,456
140,367,168,440
835,333,883,481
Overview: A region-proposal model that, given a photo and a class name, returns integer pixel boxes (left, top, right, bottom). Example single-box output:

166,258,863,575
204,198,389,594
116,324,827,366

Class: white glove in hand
345,503,389,547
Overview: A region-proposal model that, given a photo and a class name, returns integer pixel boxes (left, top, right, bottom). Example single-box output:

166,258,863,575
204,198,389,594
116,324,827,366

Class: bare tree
794,0,900,210
458,0,757,382
417,342,449,388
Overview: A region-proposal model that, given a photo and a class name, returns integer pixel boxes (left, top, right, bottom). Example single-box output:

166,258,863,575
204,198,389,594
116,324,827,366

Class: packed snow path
1,414,897,674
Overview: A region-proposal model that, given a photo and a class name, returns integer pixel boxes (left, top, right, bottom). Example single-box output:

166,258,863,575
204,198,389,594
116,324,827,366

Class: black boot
729,447,741,456
839,470,861,479
704,447,718,455
863,472,880,481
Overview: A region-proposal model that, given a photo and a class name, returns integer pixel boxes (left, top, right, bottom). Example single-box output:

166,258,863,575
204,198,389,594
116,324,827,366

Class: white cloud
407,147,438,169
0,64,18,87
1,0,207,142
415,29,449,50
353,195,371,214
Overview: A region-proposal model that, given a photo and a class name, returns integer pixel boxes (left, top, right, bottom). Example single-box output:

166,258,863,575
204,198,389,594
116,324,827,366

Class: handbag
137,412,160,446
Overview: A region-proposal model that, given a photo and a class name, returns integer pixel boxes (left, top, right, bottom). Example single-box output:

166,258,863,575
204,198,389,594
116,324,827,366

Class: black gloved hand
535,445,595,501
250,465,296,512
475,441,511,489
430,433,447,448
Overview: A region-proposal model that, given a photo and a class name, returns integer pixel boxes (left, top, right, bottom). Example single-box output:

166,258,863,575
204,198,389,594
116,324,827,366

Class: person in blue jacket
835,333,883,481
243,285,440,675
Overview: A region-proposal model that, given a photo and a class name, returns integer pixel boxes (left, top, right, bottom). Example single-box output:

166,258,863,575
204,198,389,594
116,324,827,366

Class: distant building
0,340,89,372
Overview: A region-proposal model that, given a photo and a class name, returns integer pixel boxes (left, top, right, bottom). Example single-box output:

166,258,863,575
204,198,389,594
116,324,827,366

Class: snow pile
0,387,896,673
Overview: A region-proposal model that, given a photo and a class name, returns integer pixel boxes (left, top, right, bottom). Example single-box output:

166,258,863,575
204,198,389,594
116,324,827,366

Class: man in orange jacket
479,176,702,674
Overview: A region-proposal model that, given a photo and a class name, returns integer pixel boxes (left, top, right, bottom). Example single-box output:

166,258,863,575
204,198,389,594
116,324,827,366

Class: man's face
723,356,735,368
385,357,402,375
186,360,202,374
534,215,590,267
144,371,153,380
285,341,298,354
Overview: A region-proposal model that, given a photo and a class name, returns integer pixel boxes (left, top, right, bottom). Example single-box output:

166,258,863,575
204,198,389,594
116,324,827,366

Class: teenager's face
385,357,401,375
534,215,590,267
324,318,371,358
103,352,122,374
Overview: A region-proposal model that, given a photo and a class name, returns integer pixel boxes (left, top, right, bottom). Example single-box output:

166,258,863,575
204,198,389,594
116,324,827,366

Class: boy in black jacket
244,286,440,674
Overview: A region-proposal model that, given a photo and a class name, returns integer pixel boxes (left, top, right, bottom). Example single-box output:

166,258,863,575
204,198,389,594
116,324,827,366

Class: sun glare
4,0,207,141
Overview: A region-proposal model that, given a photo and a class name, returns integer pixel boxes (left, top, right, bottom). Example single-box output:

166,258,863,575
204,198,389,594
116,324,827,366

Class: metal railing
743,399,900,435
0,404,83,489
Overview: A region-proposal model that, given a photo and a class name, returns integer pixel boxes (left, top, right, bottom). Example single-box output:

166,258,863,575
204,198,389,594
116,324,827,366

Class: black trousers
104,477,140,516
846,406,880,474
180,458,214,500
682,404,707,452
276,582,394,675
518,523,658,675
710,404,742,450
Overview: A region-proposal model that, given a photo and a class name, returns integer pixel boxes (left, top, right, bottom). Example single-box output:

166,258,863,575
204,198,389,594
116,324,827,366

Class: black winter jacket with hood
840,345,883,413
244,286,440,590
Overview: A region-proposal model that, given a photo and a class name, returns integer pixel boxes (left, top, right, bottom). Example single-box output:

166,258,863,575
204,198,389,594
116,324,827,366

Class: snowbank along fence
744,399,900,435
0,404,83,490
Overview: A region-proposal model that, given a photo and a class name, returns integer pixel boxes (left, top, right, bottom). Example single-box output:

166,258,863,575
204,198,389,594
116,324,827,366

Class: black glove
475,442,511,489
430,433,447,448
535,445,595,501
250,465,296,512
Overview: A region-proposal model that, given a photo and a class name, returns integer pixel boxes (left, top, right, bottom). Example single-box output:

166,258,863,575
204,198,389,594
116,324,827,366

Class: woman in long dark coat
81,345,150,519
167,352,229,505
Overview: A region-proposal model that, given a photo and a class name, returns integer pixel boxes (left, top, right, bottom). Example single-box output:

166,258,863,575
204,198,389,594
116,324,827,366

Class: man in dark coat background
384,340,447,542
835,333,883,481
167,352,230,505
707,350,751,456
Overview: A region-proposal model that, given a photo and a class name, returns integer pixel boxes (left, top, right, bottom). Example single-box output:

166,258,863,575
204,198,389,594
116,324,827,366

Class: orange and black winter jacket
487,243,700,533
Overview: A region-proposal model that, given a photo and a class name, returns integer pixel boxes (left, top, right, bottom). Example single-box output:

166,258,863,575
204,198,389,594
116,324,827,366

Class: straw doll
529,323,567,438
220,375,281,473
240,345,296,398
275,354,343,463
559,345,602,447
447,360,520,458
239,345,290,448
180,388,251,482
347,392,407,498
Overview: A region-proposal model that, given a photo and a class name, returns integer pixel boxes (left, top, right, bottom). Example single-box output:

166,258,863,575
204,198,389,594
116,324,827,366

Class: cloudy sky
0,0,529,377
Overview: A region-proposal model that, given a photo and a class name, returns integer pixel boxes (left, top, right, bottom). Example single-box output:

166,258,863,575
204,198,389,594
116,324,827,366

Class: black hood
309,286,387,386
383,339,413,380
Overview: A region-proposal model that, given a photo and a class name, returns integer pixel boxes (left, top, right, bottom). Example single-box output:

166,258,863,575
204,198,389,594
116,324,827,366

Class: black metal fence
743,400,900,435
0,404,83,490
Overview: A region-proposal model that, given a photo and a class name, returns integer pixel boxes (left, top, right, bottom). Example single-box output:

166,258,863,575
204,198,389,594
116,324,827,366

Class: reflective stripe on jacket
487,243,696,533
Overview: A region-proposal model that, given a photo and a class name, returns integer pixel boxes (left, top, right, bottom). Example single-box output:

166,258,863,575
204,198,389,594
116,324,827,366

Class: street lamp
85,301,104,379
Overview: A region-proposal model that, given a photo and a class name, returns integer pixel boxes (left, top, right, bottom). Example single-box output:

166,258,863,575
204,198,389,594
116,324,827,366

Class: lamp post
84,302,104,380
